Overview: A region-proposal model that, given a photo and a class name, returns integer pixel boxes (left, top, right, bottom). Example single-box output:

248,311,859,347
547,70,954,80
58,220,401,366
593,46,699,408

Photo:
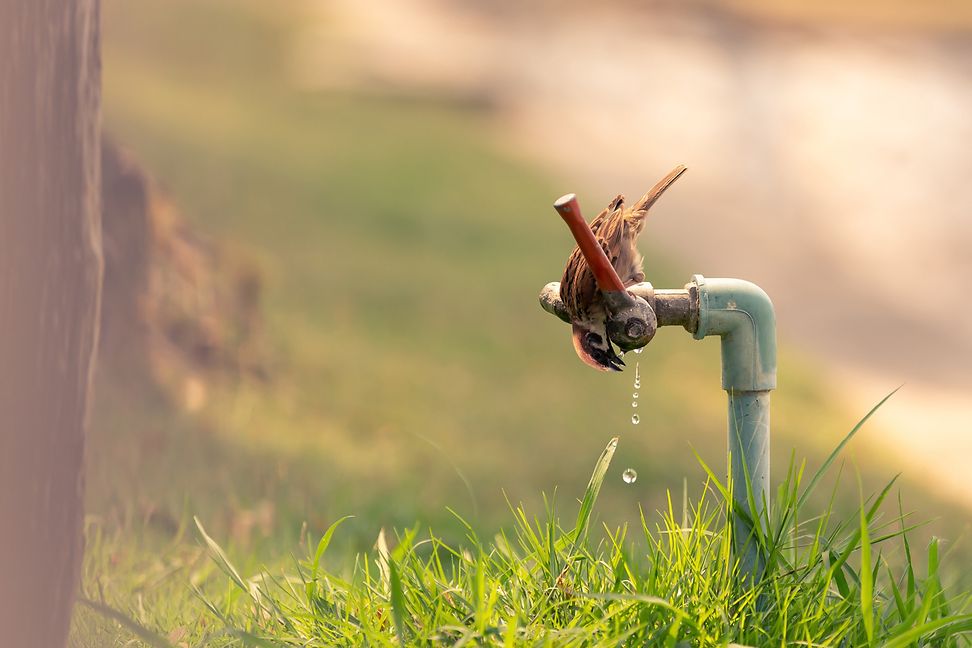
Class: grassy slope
73,0,969,644
194,438,972,646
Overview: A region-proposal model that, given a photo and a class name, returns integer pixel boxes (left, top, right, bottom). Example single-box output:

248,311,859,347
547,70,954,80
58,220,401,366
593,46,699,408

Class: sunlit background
75,0,971,641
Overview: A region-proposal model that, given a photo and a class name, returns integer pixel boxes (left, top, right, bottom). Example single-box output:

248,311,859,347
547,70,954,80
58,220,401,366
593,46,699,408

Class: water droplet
634,380,641,389
622,468,638,484
631,400,638,408
634,347,644,354
632,391,639,399
631,413,640,425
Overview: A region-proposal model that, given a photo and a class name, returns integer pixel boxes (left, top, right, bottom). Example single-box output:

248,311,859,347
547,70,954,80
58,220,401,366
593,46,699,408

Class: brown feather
559,166,687,325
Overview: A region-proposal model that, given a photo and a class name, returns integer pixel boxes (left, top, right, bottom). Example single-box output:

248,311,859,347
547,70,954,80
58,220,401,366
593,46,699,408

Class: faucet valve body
602,290,657,351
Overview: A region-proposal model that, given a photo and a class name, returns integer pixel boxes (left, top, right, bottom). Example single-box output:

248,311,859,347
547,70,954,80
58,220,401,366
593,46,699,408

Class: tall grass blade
897,493,917,608
572,436,618,544
389,559,409,644
376,528,391,595
194,517,247,594
308,515,353,598
798,387,900,510
859,474,875,645
917,538,941,626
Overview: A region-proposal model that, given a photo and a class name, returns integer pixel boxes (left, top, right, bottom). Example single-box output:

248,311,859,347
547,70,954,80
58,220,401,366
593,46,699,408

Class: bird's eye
586,332,603,346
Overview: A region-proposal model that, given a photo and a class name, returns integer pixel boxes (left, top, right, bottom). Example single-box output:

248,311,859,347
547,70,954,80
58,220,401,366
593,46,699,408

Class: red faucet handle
553,193,626,294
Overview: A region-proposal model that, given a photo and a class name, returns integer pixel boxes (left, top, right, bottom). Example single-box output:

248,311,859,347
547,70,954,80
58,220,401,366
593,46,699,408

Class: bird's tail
631,165,687,216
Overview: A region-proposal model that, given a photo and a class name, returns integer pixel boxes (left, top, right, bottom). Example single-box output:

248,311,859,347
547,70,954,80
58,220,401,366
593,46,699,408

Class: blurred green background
74,0,971,643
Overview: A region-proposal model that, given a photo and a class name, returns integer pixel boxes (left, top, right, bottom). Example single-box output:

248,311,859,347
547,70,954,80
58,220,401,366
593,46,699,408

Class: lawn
71,0,971,644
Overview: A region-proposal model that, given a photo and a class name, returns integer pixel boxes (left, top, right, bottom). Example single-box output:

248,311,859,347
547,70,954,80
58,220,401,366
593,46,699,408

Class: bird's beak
572,323,625,372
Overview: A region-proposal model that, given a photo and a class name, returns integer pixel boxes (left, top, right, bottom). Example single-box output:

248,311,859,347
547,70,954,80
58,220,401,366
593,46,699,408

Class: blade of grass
798,387,900,510
308,515,353,599
573,436,618,544
389,559,408,644
858,473,875,645
376,528,391,596
194,517,248,594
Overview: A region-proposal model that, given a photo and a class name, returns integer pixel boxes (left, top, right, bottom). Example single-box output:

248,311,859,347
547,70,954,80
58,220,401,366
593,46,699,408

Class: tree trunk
0,1,102,646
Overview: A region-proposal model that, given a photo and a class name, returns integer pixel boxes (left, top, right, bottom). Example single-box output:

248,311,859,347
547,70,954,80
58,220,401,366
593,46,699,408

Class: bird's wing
612,220,645,288
593,196,645,288
589,194,625,234
560,238,602,318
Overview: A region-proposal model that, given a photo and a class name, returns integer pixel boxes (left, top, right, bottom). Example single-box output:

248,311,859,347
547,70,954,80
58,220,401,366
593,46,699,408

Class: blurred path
296,0,972,506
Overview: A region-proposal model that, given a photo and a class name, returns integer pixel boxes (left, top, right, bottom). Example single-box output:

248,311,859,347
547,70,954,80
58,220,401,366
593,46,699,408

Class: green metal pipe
693,275,777,579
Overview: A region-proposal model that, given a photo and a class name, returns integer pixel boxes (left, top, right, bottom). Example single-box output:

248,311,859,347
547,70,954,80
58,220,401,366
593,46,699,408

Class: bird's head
571,322,625,372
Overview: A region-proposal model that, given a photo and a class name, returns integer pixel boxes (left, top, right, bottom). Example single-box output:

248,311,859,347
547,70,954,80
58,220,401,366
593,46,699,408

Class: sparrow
559,165,687,371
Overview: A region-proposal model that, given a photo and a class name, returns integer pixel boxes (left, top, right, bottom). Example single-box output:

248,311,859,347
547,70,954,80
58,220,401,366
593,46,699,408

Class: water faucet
539,186,777,581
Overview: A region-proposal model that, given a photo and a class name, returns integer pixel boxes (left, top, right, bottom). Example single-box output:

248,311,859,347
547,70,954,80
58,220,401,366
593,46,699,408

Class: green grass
153,434,972,645
71,0,972,644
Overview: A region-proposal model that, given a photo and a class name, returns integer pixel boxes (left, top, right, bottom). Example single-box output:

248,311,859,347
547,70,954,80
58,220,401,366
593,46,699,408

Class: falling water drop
622,468,638,484
631,413,640,425
631,400,638,408
632,391,639,399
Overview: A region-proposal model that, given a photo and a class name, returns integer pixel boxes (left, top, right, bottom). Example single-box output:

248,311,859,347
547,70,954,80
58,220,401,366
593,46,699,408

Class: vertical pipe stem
728,389,771,580
693,275,776,582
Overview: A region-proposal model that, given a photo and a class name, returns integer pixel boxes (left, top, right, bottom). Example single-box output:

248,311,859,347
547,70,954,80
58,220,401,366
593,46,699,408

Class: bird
559,165,687,371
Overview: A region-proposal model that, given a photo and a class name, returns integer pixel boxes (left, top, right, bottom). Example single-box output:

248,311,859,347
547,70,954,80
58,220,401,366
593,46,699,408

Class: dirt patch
100,138,269,407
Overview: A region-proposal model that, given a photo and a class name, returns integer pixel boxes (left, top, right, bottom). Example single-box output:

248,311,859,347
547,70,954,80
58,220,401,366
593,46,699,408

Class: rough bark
0,1,102,646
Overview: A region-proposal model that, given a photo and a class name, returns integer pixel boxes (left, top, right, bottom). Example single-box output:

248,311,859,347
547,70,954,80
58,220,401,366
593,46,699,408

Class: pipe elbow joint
692,275,777,392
